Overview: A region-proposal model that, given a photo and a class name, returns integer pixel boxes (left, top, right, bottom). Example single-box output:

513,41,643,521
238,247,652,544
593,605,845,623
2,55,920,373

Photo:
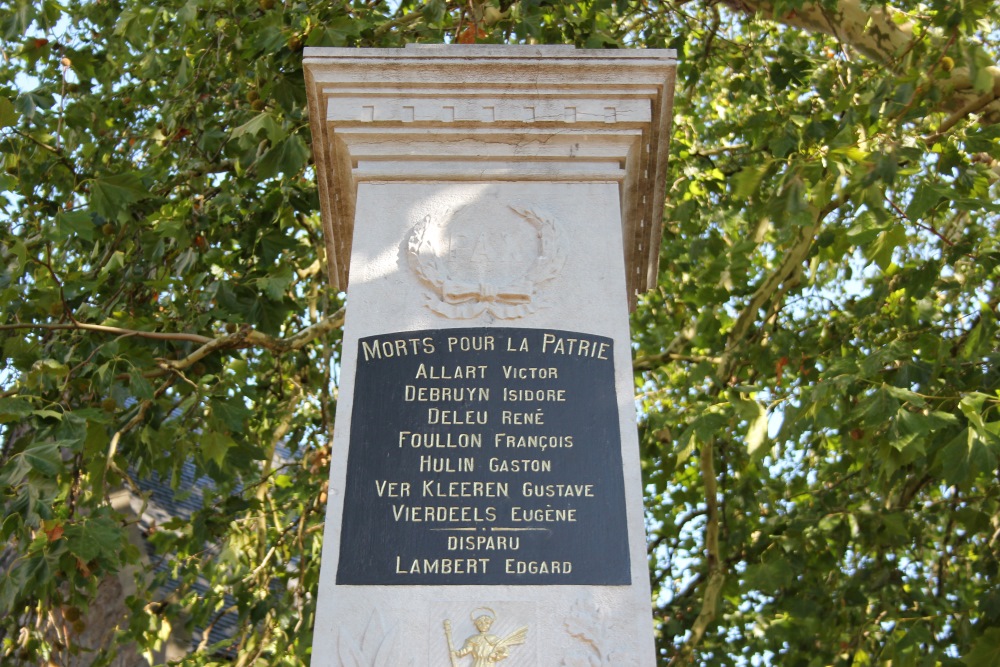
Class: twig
38,245,70,313
254,381,303,566
723,222,817,358
106,378,174,470
634,352,723,372
196,604,238,653
57,56,68,150
62,332,133,390
12,129,77,177
884,193,957,248
0,321,213,345
372,9,426,37
691,143,750,157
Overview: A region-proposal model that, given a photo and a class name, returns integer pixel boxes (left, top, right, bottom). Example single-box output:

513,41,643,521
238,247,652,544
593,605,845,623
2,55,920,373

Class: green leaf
859,387,899,424
0,97,16,128
928,411,960,427
256,134,309,180
733,396,769,460
866,224,907,270
973,67,995,94
905,183,943,219
896,408,930,436
256,264,294,301
832,146,870,163
959,392,988,432
5,236,27,281
231,112,284,144
14,92,35,120
202,431,236,467
64,515,123,563
32,358,70,379
177,0,199,25
152,217,187,240
743,555,793,591
960,320,986,359
25,440,62,476
258,230,300,264
99,250,125,279
0,397,33,423
211,399,252,432
732,164,768,199
0,566,18,614
128,369,154,400
883,384,927,408
964,628,1000,666
57,412,89,451
89,172,151,219
423,0,446,24
52,210,96,242
846,211,886,245
889,407,931,453
685,405,728,443
940,427,997,486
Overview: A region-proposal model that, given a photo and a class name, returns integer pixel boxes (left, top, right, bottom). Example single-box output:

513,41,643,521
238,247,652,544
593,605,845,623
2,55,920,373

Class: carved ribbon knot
442,280,533,305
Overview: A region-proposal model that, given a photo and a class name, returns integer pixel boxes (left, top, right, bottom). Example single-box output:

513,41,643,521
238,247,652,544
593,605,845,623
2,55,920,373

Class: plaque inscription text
336,327,630,585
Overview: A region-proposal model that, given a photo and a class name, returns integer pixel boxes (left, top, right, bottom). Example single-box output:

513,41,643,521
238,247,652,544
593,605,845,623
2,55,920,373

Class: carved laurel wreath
407,204,565,320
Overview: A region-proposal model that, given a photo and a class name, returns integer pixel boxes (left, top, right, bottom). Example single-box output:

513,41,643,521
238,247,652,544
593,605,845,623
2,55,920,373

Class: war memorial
303,45,676,665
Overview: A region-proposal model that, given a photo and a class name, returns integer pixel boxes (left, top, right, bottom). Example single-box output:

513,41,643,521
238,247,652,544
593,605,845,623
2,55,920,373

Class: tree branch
663,193,847,660
2,308,347,375
720,191,848,372
725,0,912,62
724,223,816,360
157,307,346,372
725,0,1000,125
924,88,1000,144
669,437,725,665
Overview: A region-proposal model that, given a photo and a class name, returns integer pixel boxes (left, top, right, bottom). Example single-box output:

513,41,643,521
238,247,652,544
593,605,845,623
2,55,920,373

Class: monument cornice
304,44,676,307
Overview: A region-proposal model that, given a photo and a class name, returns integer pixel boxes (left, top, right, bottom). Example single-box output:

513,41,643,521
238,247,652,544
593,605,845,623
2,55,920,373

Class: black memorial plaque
336,327,630,585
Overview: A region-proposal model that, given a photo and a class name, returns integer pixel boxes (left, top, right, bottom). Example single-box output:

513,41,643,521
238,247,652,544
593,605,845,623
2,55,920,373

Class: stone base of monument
304,46,676,666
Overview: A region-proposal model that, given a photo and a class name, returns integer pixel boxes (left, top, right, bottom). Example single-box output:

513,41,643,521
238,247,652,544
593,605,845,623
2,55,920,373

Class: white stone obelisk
304,45,676,667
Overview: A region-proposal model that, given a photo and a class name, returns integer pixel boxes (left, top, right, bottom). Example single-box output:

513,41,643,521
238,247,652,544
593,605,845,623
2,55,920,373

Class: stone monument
304,44,676,666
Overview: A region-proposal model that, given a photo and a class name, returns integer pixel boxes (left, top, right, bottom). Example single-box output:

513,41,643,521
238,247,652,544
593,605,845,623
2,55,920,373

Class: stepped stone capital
304,44,677,305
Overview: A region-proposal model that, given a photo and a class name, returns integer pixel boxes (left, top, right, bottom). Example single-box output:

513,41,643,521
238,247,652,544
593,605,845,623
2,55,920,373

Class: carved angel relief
337,610,414,667
407,204,565,319
561,600,635,667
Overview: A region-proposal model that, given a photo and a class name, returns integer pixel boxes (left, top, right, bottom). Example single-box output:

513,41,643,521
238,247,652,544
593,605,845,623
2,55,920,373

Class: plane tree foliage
1,0,998,665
